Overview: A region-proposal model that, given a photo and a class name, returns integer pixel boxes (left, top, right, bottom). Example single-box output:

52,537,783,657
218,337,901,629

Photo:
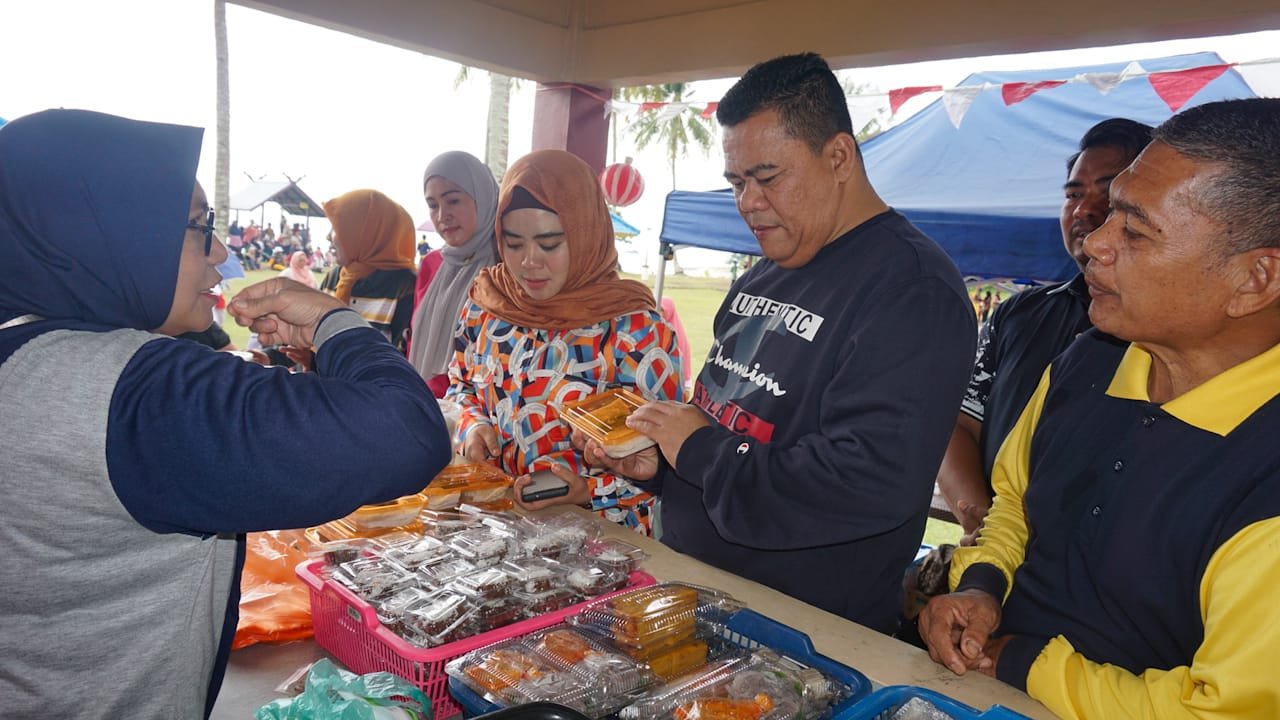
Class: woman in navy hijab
0,110,451,718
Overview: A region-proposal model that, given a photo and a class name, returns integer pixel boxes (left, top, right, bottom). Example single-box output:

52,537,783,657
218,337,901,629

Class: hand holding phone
520,469,570,503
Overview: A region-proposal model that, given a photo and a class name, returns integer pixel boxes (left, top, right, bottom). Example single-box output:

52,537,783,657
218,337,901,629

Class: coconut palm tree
455,67,514,180
620,83,715,274
214,0,230,241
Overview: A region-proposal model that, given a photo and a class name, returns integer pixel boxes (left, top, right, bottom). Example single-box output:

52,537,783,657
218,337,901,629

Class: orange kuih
674,694,774,720
560,388,655,458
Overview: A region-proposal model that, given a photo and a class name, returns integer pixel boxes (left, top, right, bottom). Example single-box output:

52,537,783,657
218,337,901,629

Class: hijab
470,150,655,330
0,109,201,330
323,189,417,303
279,251,316,288
407,151,499,378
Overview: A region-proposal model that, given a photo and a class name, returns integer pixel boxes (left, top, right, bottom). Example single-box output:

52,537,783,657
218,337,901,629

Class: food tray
559,388,655,458
298,559,655,719
450,608,873,718
833,686,1031,720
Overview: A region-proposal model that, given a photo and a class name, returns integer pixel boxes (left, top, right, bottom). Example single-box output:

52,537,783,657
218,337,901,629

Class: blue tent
658,52,1257,285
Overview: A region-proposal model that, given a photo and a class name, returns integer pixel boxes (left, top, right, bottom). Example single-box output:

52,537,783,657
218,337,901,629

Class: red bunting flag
701,102,718,119
1149,64,1231,112
889,86,942,115
639,102,664,113
1001,80,1066,105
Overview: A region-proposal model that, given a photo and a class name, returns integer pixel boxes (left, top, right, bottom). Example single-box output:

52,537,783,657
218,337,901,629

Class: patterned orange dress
447,301,683,534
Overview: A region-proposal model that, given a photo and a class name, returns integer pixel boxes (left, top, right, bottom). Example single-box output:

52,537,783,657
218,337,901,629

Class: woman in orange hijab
448,150,683,535
323,189,418,352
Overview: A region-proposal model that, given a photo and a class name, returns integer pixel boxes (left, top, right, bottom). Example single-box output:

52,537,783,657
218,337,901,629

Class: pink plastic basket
296,559,656,719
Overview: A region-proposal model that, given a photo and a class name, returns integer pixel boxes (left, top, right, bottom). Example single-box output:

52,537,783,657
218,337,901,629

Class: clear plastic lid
525,626,654,695
585,537,649,574
336,555,415,604
563,560,629,598
447,641,564,701
445,526,514,567
560,388,656,458
513,587,581,618
618,650,849,720
501,557,568,595
572,583,742,652
516,514,596,560
400,589,469,640
451,567,514,601
416,557,477,590
380,534,451,570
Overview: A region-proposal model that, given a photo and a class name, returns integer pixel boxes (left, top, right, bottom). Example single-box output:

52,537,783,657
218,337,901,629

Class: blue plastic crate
835,685,1031,720
450,608,873,718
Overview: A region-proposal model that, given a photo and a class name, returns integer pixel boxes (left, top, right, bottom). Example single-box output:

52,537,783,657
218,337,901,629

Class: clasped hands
918,588,1011,677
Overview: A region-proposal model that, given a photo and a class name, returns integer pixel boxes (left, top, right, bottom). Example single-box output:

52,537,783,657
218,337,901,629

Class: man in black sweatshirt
584,53,975,633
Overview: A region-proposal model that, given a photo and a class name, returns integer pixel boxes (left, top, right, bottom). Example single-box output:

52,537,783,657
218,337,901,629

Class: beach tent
610,211,640,239
656,52,1259,294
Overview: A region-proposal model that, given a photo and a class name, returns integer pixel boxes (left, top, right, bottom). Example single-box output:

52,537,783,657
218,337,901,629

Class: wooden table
212,507,1053,719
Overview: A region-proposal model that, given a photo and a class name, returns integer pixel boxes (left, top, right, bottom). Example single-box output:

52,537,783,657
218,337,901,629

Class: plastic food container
447,626,653,716
560,388,656,458
451,609,873,720
830,686,1032,720
585,538,648,574
297,558,655,720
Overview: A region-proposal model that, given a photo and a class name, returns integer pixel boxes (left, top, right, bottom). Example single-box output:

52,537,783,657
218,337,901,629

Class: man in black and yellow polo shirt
919,97,1280,719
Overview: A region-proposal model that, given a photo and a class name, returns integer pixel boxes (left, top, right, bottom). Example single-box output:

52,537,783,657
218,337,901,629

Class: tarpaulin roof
230,180,326,218
610,211,640,238
659,52,1259,282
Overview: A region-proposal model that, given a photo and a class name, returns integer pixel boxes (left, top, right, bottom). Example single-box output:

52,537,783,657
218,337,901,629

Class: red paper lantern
600,158,644,207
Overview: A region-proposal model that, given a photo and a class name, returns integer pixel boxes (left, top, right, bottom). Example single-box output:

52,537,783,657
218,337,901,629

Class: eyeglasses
186,210,216,256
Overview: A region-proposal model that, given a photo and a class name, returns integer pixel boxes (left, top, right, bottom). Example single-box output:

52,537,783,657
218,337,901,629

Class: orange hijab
323,189,417,302
470,150,655,329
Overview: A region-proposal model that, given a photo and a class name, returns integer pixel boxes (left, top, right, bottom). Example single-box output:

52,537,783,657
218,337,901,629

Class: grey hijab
408,151,500,379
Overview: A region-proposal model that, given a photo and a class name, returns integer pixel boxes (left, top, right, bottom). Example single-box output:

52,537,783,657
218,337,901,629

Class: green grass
923,517,963,547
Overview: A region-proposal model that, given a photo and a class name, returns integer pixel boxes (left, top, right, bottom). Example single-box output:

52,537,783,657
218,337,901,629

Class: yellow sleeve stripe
1027,517,1280,719
949,364,1051,596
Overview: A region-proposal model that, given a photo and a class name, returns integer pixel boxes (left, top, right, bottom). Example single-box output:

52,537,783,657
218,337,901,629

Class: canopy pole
654,242,671,302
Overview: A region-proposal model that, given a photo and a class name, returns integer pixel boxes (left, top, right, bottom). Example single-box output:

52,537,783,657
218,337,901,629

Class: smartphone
521,469,570,503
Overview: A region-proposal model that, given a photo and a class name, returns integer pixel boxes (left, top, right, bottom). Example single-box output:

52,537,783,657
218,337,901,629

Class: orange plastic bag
233,530,315,650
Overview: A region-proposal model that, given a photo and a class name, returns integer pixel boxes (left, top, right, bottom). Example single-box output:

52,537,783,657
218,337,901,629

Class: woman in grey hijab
408,151,499,393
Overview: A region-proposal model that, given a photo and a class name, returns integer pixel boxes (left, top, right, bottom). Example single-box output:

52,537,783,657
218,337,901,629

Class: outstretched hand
228,277,345,349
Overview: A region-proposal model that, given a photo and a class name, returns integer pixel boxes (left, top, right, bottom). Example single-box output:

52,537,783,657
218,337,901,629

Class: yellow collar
1106,342,1280,436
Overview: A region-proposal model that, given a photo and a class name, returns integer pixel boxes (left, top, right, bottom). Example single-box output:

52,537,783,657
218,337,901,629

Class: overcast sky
2,2,1276,270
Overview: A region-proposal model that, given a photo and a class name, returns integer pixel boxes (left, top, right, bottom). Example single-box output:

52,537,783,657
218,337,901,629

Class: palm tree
455,67,514,180
213,0,230,242
620,83,715,274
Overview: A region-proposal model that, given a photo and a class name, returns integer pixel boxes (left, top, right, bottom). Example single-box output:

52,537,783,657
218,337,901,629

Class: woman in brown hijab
323,189,418,352
448,150,683,535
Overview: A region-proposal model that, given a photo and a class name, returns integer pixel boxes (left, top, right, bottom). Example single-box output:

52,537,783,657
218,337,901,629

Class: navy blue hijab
0,109,203,330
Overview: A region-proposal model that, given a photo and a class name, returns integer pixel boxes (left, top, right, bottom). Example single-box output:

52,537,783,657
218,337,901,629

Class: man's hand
228,277,345,348
974,634,1013,678
580,439,660,482
956,500,990,546
462,425,500,464
918,589,1003,675
512,464,592,511
626,401,711,468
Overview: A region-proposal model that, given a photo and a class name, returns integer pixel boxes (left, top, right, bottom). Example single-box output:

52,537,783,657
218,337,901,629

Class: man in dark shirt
920,97,1280,720
583,53,974,634
936,119,1152,541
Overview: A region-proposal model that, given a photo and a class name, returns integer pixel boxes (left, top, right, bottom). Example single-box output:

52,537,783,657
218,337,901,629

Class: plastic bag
255,659,431,719
234,530,315,649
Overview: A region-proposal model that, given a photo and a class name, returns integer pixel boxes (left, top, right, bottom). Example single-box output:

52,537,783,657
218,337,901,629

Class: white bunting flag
943,86,984,128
